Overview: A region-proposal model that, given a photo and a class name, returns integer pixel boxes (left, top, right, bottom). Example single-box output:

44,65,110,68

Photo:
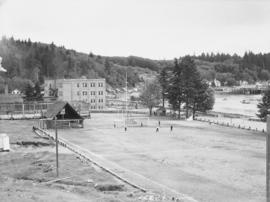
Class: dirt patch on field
0,120,162,202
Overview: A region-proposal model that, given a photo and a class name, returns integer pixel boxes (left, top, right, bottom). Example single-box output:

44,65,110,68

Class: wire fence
195,116,266,133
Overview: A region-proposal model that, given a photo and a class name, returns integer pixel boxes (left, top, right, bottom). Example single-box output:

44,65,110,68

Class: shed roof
45,101,83,120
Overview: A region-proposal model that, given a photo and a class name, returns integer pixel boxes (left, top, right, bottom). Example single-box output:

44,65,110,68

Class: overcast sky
0,0,269,59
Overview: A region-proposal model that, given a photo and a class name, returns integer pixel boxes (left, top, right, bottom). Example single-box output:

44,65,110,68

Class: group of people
155,121,173,133
113,120,174,133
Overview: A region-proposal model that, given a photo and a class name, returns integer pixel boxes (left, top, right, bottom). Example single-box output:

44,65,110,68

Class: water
213,93,262,117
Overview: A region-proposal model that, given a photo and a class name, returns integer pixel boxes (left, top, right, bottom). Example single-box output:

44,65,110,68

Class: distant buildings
239,80,248,86
44,78,106,110
11,89,21,95
213,79,221,87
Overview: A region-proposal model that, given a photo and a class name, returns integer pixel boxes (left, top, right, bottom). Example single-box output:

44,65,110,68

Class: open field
0,120,150,202
55,113,266,202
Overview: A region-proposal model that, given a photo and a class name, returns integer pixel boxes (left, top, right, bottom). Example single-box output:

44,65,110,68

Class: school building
44,78,106,110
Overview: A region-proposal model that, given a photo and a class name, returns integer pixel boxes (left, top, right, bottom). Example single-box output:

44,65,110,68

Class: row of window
90,106,103,109
59,91,104,96
78,91,104,96
77,82,104,88
90,99,103,103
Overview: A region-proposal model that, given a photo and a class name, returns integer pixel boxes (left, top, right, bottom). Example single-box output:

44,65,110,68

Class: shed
40,101,84,129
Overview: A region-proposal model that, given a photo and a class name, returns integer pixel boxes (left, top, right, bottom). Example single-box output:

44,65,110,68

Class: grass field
55,113,266,202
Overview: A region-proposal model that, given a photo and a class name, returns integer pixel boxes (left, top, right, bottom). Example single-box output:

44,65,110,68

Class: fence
38,119,84,129
0,102,53,115
195,116,266,133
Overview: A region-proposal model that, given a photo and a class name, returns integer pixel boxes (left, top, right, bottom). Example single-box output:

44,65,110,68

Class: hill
1,36,270,93
0,37,161,93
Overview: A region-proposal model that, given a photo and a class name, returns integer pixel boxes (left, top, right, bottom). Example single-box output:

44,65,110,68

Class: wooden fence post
267,115,270,201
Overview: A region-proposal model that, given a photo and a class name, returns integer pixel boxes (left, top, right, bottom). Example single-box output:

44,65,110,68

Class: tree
167,56,215,119
24,83,35,101
259,69,270,81
257,89,270,122
191,82,215,119
139,80,161,116
181,56,201,118
158,67,169,107
34,82,42,100
104,59,112,73
167,59,184,119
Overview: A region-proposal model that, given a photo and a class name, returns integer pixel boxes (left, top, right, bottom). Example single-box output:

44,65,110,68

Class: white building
11,89,21,95
44,78,106,110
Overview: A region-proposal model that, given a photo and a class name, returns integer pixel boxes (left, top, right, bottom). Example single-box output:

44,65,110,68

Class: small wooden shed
39,101,84,129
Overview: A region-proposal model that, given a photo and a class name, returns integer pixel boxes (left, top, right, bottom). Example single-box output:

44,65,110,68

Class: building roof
45,78,105,82
45,101,83,120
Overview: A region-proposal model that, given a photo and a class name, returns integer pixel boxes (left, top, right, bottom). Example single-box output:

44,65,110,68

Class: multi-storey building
44,78,106,110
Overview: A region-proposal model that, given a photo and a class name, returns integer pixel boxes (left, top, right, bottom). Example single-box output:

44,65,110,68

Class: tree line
140,56,215,118
0,37,143,94
1,36,270,95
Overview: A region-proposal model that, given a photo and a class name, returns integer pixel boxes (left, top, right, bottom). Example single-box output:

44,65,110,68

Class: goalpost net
113,114,149,128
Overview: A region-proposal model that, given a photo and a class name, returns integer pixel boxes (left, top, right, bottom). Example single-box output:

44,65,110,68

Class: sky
0,0,269,59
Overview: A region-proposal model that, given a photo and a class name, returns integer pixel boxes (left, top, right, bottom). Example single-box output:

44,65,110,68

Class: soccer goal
126,116,149,127
113,116,149,127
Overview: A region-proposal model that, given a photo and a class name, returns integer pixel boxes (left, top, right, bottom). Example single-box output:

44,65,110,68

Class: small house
39,101,84,129
11,89,21,95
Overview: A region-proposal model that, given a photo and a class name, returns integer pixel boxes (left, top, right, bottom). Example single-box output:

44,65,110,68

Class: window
91,91,96,96
98,91,103,95
90,83,96,87
98,82,103,87
58,91,63,96
83,83,87,87
98,99,103,103
82,91,87,95
77,83,80,87
91,99,95,103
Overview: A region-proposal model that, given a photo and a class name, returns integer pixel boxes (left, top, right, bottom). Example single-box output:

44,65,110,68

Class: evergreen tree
167,59,184,119
191,82,215,119
158,67,169,108
34,82,42,100
104,59,112,73
24,83,34,101
181,56,201,118
257,89,270,122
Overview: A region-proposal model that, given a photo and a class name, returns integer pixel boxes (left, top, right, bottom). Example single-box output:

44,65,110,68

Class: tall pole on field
125,71,128,128
54,117,59,177
267,115,270,201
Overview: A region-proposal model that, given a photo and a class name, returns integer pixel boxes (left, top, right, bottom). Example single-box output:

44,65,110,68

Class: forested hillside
194,52,270,86
0,36,270,93
0,37,161,93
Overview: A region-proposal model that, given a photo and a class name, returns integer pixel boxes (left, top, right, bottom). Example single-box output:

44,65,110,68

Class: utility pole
54,118,59,177
125,71,128,129
267,115,270,201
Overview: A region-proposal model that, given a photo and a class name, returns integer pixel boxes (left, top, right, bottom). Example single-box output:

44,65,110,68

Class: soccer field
57,113,266,202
